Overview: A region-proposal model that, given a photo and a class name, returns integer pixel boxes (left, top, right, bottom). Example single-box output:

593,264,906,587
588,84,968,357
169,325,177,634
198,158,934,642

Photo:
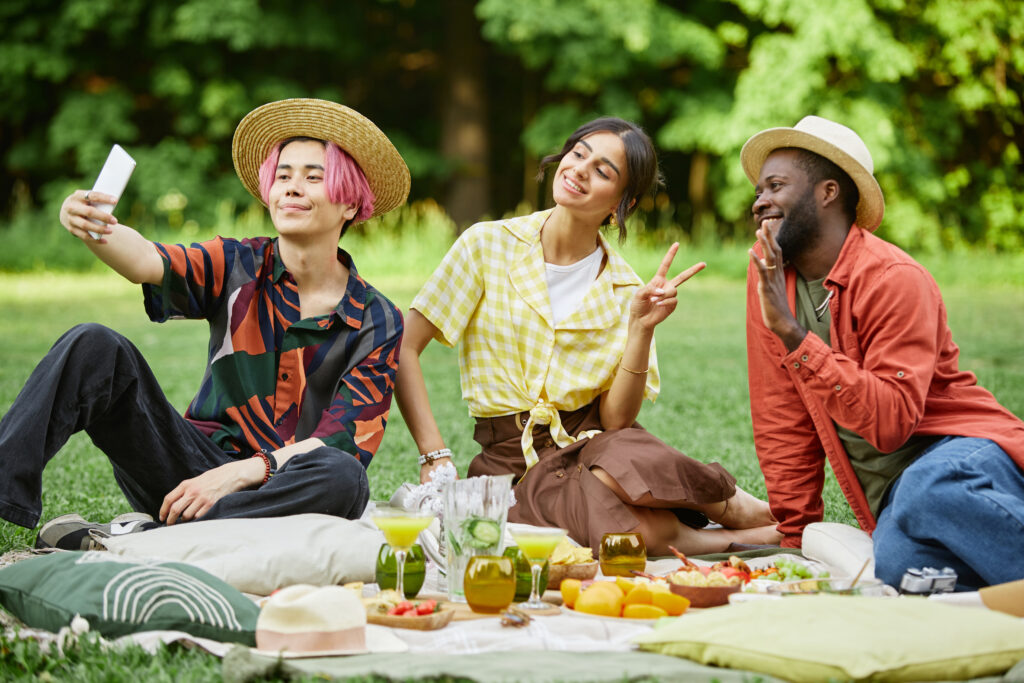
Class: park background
0,0,1023,677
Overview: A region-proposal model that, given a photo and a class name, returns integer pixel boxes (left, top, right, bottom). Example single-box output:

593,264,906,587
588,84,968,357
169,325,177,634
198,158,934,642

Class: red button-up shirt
746,226,1024,547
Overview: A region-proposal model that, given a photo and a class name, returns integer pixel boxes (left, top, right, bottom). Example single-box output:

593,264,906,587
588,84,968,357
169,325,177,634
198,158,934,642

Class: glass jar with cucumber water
442,474,513,602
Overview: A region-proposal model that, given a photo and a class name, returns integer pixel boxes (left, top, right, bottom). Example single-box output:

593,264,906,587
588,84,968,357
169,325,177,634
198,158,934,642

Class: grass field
0,238,1022,678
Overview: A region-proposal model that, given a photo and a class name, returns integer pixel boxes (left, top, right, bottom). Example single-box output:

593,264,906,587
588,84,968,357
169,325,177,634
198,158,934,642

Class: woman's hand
59,190,118,243
630,242,706,331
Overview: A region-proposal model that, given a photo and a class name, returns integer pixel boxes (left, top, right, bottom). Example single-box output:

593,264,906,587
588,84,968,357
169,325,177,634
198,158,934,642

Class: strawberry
416,599,438,615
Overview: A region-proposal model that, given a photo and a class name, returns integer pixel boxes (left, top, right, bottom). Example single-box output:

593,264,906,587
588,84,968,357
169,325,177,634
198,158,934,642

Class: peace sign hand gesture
630,242,706,331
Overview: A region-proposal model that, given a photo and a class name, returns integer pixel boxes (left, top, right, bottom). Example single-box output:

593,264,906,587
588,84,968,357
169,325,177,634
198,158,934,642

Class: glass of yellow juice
508,526,567,610
598,532,647,577
463,555,516,614
370,505,435,600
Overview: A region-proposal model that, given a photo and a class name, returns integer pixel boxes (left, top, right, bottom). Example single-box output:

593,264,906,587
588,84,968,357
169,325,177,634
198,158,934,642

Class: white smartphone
89,144,136,240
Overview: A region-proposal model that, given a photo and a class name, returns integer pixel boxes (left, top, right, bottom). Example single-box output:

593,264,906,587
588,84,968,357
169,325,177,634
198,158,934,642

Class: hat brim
250,624,408,658
232,98,410,221
740,127,884,232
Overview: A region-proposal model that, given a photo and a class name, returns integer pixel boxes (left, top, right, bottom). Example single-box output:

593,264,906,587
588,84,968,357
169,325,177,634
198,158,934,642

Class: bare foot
716,487,777,529
728,524,783,546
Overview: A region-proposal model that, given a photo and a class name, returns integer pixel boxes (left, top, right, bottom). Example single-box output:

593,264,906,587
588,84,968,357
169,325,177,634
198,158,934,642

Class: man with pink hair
0,99,411,550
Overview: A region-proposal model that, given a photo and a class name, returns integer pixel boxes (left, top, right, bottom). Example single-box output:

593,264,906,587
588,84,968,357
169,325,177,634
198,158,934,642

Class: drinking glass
508,526,567,610
598,532,647,577
375,543,426,598
463,555,516,614
370,506,435,600
442,474,513,602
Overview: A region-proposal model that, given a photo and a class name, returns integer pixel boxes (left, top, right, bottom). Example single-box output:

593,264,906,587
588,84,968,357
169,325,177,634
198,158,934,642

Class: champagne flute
508,526,567,610
370,505,436,599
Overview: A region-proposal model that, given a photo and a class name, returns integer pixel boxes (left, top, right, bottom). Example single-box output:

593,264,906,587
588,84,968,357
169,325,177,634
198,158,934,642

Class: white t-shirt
546,246,604,325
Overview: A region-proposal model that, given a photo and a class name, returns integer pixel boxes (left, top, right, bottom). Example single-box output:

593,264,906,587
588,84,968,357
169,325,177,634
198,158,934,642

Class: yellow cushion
633,596,1024,682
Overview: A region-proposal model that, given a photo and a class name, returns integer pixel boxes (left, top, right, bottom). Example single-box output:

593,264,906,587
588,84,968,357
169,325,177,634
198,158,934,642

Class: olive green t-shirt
794,275,937,515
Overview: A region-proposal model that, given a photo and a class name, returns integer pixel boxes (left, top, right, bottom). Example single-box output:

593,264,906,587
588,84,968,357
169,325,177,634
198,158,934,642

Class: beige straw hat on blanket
232,98,410,220
252,584,407,658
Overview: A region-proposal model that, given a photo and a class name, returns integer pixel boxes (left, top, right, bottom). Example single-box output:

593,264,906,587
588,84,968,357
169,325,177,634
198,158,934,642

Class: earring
609,213,618,227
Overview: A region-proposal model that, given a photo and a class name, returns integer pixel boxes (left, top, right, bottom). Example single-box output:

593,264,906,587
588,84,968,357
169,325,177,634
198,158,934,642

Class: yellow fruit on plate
623,583,654,606
651,590,690,616
575,584,624,617
587,580,625,598
560,578,582,608
614,576,635,594
623,604,668,620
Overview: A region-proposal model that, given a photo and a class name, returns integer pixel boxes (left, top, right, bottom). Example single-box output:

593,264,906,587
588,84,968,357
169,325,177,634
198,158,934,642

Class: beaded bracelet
418,447,453,466
252,451,274,484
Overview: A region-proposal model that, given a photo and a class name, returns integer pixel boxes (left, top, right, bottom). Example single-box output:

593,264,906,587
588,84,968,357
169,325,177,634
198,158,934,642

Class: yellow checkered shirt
412,210,660,470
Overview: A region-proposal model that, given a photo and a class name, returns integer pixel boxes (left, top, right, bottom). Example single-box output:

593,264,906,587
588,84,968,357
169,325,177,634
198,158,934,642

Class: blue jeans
0,324,369,529
874,436,1024,591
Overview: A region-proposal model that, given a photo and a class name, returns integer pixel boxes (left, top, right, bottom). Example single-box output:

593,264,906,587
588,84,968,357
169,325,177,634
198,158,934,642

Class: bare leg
630,507,782,556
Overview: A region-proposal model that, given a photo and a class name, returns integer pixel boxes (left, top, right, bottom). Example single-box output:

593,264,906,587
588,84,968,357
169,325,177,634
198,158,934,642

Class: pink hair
258,139,375,223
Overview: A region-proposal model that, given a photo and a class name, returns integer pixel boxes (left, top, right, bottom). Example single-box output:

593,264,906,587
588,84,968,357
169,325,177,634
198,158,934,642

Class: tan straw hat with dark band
232,98,410,220
740,115,885,232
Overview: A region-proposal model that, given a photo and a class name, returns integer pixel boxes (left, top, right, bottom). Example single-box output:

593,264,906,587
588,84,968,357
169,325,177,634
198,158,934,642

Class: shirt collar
270,238,367,329
501,209,640,287
824,224,866,289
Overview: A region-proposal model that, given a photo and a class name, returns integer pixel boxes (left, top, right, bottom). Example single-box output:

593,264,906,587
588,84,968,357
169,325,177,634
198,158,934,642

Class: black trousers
0,323,368,529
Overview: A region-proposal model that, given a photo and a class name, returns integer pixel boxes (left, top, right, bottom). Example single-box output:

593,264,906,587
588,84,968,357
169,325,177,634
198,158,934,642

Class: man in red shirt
743,115,1024,590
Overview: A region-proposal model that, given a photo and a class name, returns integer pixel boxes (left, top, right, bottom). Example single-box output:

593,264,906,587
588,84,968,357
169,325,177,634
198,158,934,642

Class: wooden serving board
366,605,456,630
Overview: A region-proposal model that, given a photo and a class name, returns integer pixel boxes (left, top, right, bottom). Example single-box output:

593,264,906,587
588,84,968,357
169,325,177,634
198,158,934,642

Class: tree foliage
1,0,1021,256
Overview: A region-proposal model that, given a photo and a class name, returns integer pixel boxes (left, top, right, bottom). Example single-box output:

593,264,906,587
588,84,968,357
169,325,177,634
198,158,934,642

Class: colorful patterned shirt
412,210,658,469
143,236,402,467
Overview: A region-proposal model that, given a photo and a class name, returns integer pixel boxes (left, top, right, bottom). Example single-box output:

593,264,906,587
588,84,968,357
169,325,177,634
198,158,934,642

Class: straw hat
253,584,407,658
232,98,410,220
740,116,884,232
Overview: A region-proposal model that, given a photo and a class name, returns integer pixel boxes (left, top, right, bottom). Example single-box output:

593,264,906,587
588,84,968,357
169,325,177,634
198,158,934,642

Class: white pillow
100,514,385,596
801,522,875,579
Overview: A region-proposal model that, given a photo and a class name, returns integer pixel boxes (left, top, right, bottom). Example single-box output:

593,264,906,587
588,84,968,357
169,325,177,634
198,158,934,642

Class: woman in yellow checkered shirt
396,118,781,555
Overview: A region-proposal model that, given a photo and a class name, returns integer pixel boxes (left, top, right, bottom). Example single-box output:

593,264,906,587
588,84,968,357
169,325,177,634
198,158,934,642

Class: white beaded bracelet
418,448,453,466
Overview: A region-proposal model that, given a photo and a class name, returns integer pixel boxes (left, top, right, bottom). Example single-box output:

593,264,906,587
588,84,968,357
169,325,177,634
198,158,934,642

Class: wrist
419,447,452,466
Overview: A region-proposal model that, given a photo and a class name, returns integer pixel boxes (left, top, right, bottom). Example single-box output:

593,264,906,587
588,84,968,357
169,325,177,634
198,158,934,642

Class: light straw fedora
232,98,410,220
252,584,407,658
740,116,884,232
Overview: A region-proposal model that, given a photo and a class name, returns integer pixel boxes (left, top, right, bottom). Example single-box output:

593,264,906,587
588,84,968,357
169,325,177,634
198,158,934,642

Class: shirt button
801,355,808,362
555,471,565,478
834,384,842,392
897,371,905,378
281,373,289,381
793,362,801,369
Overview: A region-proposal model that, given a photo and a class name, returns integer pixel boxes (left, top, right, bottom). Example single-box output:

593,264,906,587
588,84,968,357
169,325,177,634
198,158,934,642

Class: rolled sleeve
411,227,484,347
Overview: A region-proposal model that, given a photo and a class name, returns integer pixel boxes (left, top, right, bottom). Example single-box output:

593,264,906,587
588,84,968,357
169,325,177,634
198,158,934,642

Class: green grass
0,238,1022,679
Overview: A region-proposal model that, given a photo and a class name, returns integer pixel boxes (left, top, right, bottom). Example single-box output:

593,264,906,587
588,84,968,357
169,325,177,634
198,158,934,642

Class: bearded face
775,184,820,262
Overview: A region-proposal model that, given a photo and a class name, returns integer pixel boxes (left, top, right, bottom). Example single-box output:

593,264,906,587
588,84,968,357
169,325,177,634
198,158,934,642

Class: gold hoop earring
609,213,618,227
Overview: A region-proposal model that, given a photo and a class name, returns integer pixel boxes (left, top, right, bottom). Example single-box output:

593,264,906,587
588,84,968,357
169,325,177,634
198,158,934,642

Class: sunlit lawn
2,247,1022,554
0,243,1022,680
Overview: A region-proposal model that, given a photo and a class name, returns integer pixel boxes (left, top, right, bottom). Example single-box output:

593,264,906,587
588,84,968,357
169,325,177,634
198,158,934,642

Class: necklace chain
814,289,834,321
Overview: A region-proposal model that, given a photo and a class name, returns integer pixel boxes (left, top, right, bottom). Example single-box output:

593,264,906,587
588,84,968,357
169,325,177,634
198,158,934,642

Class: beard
775,187,820,262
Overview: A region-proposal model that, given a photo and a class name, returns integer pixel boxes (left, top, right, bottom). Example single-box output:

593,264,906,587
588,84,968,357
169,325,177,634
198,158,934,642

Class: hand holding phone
88,144,136,240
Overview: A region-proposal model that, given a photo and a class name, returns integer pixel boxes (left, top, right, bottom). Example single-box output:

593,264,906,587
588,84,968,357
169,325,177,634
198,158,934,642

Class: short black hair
786,148,859,224
539,117,662,242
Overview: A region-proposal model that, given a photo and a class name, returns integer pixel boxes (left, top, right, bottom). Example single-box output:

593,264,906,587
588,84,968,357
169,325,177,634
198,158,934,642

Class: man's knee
298,447,369,518
56,323,128,356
